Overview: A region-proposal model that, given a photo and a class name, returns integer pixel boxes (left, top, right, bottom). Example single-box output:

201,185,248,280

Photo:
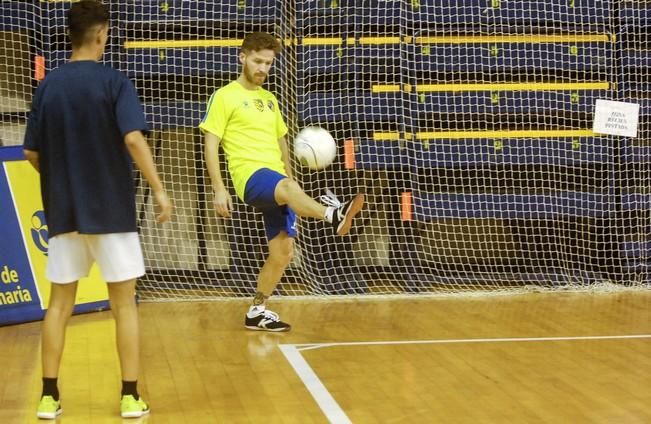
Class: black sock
121,380,139,400
42,377,59,401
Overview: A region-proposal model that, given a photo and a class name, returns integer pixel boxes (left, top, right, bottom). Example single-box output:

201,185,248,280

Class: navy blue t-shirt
23,61,148,237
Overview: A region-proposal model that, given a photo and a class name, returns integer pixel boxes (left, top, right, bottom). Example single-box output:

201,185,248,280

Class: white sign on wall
593,99,640,138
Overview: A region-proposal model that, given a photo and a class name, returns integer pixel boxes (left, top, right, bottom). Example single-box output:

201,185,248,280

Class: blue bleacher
143,103,205,130
408,43,612,73
413,192,613,220
614,1,650,269
349,1,404,28
411,137,614,167
619,3,651,22
299,92,404,123
41,1,282,51
0,1,36,31
349,44,403,75
117,0,280,22
296,1,351,35
620,241,651,258
619,83,651,97
357,140,410,169
119,47,286,78
618,4,651,82
296,43,403,105
297,1,404,34
355,92,405,121
621,193,651,212
620,48,651,70
357,137,613,170
408,0,612,26
120,47,241,77
411,90,609,115
620,100,651,163
297,44,348,77
298,93,356,123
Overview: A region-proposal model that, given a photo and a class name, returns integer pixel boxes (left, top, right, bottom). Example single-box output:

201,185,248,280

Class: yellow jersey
199,81,289,200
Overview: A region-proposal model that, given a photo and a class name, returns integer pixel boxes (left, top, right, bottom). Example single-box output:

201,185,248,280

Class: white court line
293,333,651,351
279,344,352,424
280,334,651,423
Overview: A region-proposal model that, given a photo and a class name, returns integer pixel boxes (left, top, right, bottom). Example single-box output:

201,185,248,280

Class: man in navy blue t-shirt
23,1,172,419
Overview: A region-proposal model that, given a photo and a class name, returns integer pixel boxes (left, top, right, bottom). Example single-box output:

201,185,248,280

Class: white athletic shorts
46,232,145,284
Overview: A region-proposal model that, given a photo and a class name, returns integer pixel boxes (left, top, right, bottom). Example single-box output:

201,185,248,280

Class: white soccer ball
294,126,337,170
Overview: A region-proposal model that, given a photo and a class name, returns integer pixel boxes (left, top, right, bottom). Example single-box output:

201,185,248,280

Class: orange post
401,191,413,221
34,55,45,81
344,138,355,169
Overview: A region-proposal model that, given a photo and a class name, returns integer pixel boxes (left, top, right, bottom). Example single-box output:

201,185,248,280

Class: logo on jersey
242,100,250,108
253,99,264,112
267,100,275,112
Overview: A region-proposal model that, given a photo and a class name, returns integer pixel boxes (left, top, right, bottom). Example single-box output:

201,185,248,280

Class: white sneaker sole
121,409,150,418
245,324,291,332
36,409,62,419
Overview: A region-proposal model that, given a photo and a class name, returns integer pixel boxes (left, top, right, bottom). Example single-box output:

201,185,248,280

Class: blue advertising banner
0,155,43,325
0,146,109,326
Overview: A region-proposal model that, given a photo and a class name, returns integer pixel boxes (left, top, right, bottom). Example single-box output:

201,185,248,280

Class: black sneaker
321,191,364,236
245,308,291,332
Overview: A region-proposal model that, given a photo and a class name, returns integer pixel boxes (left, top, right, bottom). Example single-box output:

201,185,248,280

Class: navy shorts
244,168,297,241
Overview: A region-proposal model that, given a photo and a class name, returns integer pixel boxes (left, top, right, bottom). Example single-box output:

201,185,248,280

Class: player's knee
283,246,294,265
270,239,294,265
277,247,294,266
274,178,299,204
274,177,287,195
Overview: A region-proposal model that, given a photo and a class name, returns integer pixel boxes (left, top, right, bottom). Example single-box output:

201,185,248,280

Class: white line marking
279,344,351,424
281,334,651,421
292,334,651,351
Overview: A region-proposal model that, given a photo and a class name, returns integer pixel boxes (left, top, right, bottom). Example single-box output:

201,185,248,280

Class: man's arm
23,149,39,172
124,130,172,223
205,131,232,217
278,136,293,179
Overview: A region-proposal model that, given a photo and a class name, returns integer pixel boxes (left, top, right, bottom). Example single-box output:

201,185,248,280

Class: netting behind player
1,1,649,298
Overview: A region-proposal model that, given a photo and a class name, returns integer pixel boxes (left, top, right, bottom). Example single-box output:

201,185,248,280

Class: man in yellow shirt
200,32,363,331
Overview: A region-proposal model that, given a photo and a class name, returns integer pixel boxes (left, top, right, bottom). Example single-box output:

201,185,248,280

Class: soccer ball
294,126,337,170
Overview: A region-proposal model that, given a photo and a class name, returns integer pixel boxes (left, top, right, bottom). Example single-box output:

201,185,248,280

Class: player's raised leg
274,178,364,236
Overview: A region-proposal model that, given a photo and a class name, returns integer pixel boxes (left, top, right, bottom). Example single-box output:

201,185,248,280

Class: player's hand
154,190,173,223
213,186,232,218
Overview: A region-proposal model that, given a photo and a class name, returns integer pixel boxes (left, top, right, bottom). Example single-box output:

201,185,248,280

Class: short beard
243,64,264,87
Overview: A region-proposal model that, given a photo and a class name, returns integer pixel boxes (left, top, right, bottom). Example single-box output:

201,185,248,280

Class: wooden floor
0,290,649,423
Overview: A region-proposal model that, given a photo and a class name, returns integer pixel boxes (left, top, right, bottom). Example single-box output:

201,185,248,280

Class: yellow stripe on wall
301,37,344,46
373,130,596,140
371,82,610,93
124,39,242,49
373,132,404,141
415,130,597,139
359,37,402,45
415,34,612,44
415,82,611,92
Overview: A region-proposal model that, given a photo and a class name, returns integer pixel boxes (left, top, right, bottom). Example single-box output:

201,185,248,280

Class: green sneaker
120,395,150,418
36,395,62,419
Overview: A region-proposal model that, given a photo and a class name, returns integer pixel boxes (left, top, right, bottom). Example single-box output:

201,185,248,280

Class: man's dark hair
241,32,281,54
67,1,110,48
